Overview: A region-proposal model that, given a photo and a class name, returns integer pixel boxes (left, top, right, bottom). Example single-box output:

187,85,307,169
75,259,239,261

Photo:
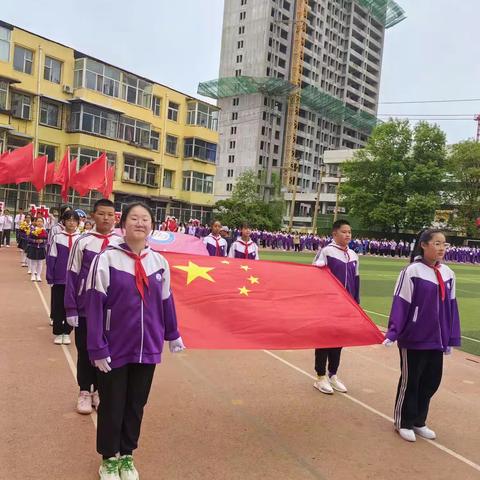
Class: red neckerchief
210,234,221,256
123,250,149,302
424,261,446,302
61,231,77,250
91,232,113,250
238,240,250,259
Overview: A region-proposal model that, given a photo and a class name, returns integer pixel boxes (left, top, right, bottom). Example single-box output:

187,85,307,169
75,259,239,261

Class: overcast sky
2,0,479,144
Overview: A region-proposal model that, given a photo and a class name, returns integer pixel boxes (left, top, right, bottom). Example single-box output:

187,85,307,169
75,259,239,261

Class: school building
0,20,219,223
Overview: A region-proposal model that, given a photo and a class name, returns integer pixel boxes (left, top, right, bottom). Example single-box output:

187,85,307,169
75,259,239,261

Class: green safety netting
198,76,295,99
301,85,379,132
355,0,406,29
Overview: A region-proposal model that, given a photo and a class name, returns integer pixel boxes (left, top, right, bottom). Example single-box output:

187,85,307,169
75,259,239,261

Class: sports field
260,250,480,356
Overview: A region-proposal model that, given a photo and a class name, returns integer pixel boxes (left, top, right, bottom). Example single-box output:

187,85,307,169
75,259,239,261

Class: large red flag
163,253,384,350
31,155,48,192
0,143,34,184
62,157,77,202
98,164,114,198
71,152,107,196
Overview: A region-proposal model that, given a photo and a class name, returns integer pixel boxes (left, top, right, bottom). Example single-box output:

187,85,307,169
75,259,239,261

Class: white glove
95,357,112,373
169,337,186,353
444,346,452,355
383,338,395,347
66,315,79,327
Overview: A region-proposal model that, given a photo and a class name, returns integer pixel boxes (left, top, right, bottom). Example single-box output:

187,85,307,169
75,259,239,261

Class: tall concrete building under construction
199,0,405,228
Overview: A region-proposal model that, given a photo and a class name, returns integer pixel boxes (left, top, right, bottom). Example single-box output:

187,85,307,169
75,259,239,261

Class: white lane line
262,349,480,473
34,282,97,428
364,309,480,344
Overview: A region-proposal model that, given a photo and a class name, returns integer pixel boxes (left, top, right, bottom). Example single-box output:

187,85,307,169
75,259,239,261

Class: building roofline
1,19,219,109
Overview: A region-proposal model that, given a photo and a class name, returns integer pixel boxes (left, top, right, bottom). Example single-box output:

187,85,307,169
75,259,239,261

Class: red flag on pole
31,155,48,192
54,148,70,185
163,253,384,349
99,164,114,198
0,151,14,184
0,143,34,184
45,161,57,185
71,152,107,196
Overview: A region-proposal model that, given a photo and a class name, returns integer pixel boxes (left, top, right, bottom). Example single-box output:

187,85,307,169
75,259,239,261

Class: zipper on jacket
412,306,419,323
78,278,85,296
139,301,144,363
105,309,111,331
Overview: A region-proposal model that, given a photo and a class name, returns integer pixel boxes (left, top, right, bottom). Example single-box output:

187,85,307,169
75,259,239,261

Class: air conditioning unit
63,85,73,94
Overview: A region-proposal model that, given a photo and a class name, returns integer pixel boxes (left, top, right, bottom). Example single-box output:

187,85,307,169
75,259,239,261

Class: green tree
214,170,284,230
448,141,480,237
340,120,447,233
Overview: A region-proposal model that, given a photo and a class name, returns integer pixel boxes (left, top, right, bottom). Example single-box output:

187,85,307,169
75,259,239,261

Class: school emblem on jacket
155,273,163,282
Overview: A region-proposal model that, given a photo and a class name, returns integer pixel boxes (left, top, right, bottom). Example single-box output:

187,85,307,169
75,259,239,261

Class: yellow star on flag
174,261,215,285
221,260,230,264
247,276,259,285
238,286,251,296
240,265,251,271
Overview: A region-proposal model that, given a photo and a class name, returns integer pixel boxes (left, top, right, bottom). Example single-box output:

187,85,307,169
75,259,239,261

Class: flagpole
35,45,43,204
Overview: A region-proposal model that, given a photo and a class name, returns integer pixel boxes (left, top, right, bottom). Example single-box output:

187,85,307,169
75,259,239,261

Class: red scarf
238,240,250,259
427,263,446,302
62,232,76,250
91,232,112,250
211,235,221,256
123,250,149,302
331,243,350,261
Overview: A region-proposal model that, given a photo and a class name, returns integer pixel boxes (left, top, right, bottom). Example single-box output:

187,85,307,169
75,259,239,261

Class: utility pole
311,164,325,233
333,169,342,222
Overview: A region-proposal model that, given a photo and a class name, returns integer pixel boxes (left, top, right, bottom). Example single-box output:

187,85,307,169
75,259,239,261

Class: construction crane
283,0,309,231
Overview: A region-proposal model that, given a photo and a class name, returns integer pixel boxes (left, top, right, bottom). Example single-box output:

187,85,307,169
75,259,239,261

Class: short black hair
210,219,222,227
93,198,115,212
332,219,350,231
240,222,251,230
119,202,155,230
59,205,72,217
61,210,80,224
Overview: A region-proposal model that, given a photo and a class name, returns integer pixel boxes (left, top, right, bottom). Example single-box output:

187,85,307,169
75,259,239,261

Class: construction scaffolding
197,76,295,99
356,0,406,29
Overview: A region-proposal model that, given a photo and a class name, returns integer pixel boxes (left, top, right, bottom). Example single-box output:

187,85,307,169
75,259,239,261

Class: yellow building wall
0,24,219,212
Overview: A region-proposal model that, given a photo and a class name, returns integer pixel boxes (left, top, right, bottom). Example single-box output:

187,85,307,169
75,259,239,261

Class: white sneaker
36,273,41,282
53,335,63,345
118,455,139,480
62,334,71,345
99,458,121,480
398,428,416,442
27,269,32,274
413,425,436,439
76,391,93,415
313,375,334,394
329,375,347,393
49,319,53,326
31,273,36,281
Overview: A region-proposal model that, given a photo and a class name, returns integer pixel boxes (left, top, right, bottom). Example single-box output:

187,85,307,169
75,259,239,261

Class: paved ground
1,247,479,479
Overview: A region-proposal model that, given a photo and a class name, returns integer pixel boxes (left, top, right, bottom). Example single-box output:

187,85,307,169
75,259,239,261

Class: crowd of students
3,202,463,478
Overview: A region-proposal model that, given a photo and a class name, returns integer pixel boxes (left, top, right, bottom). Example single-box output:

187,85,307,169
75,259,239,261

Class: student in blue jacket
384,229,461,442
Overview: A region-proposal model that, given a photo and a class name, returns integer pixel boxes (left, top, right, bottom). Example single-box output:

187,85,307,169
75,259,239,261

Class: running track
1,248,479,479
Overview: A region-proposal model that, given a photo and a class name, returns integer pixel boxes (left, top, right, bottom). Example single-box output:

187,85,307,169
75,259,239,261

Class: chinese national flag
71,152,107,196
31,155,48,192
163,253,384,350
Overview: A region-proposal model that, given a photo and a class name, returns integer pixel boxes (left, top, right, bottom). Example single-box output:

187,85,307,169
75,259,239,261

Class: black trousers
75,317,98,392
315,347,342,376
97,363,156,458
1,229,11,246
394,348,443,430
51,285,73,336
